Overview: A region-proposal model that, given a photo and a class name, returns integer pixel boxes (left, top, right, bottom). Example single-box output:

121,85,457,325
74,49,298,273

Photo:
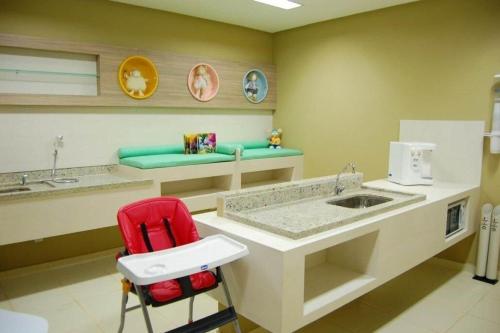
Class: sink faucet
334,162,356,195
51,148,58,179
20,174,28,186
51,135,64,180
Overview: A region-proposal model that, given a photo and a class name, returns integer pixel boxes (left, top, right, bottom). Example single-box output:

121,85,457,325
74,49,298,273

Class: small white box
388,142,436,186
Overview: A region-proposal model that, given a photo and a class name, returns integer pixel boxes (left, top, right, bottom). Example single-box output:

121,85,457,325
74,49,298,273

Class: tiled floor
0,253,218,333
0,254,499,333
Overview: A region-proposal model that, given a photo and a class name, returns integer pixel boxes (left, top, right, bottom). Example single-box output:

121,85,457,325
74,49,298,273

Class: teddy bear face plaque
118,56,159,99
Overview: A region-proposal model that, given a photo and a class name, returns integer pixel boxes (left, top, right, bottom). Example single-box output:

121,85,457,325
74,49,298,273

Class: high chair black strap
163,218,177,247
140,223,154,252
162,218,196,296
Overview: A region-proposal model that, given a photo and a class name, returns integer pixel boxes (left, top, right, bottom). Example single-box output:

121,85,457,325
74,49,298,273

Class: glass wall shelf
0,68,99,78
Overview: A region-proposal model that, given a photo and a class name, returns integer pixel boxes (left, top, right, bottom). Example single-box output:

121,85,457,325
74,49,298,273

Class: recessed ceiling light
253,0,302,10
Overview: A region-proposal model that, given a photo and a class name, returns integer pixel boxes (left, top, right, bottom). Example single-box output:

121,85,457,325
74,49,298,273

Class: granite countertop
218,173,425,239
0,165,152,201
225,187,424,239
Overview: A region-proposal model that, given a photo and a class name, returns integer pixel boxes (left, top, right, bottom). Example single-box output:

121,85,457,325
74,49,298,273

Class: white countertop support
194,179,480,332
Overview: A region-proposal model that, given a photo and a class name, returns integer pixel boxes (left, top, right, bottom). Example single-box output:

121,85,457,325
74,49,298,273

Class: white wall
0,106,272,172
399,120,485,186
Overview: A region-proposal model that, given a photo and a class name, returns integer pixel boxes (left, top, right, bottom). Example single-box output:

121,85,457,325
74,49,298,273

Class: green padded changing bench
118,141,303,169
117,141,303,212
119,144,236,169
236,140,303,160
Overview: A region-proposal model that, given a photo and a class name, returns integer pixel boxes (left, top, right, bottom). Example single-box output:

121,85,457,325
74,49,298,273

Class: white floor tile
8,287,74,314
0,299,13,310
0,270,62,299
367,318,434,333
297,319,353,333
322,301,395,332
418,278,485,314
27,300,100,333
487,281,500,300
446,314,500,333
391,297,464,333
469,296,500,325
0,255,498,333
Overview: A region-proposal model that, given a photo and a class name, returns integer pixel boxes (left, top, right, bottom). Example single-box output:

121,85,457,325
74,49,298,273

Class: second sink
327,194,393,209
0,186,31,194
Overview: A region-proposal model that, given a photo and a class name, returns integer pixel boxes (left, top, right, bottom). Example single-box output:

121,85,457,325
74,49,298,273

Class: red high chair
116,197,245,333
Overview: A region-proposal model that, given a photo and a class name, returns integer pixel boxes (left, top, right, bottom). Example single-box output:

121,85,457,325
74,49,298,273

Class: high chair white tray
117,234,249,285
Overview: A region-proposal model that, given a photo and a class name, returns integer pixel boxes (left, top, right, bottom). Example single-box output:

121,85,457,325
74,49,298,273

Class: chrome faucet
51,148,58,179
20,174,28,186
51,135,63,179
334,162,356,195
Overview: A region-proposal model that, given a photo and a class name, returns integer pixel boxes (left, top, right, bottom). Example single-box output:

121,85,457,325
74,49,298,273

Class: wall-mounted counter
0,165,155,245
0,150,303,245
0,173,151,202
194,176,480,333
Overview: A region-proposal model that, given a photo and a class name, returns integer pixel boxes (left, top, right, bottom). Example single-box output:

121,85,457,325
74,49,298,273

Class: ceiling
110,0,419,33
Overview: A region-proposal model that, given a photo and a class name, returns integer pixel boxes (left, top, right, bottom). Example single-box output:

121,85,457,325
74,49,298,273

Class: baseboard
427,256,475,273
472,275,498,285
428,256,500,278
0,246,120,280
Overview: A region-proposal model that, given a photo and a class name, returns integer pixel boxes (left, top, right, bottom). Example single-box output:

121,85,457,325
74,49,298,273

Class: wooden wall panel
0,33,276,110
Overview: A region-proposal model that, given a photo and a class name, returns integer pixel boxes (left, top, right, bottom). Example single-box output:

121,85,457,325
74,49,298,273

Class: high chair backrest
117,197,200,254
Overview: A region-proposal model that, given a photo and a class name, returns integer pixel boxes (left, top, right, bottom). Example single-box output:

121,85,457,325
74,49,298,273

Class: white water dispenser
388,142,436,186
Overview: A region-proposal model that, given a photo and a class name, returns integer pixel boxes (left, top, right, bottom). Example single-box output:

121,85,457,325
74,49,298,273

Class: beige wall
0,0,273,270
0,0,274,174
2,0,500,270
0,0,272,63
273,0,500,264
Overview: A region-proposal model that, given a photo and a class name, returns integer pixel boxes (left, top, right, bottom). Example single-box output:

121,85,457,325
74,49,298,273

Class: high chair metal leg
118,279,130,333
219,269,242,333
188,296,194,323
118,291,128,333
135,284,154,333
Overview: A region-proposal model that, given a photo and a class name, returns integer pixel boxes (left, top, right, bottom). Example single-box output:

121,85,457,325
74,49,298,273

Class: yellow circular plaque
118,56,158,99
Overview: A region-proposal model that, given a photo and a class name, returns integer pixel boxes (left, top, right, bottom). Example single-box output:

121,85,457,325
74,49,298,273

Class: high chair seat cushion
118,197,219,304
117,197,200,253
190,271,217,291
148,272,217,303
149,280,183,302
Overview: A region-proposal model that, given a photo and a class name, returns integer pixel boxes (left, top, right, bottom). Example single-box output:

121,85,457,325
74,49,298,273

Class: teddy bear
124,69,149,97
269,128,283,149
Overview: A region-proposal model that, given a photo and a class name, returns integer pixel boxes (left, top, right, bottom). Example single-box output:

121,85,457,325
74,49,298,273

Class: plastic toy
269,128,282,149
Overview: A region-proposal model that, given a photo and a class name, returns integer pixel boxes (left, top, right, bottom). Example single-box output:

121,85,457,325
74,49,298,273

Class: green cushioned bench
235,140,303,160
118,144,237,169
120,153,236,169
118,141,303,169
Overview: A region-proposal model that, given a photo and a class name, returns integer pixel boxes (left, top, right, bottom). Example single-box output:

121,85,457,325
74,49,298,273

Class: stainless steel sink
0,186,31,194
0,180,57,195
327,194,393,208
